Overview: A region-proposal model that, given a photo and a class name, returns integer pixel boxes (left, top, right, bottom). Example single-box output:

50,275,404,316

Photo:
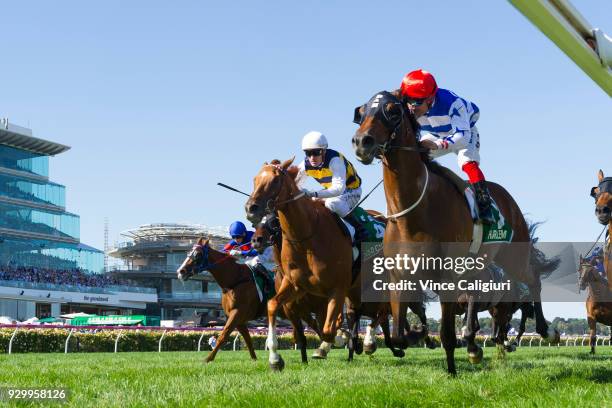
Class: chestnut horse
177,238,261,362
253,207,431,359
352,90,558,375
578,258,612,354
590,169,611,290
246,159,360,370
252,212,339,362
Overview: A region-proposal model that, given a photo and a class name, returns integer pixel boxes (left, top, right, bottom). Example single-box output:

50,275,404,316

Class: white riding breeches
323,188,362,218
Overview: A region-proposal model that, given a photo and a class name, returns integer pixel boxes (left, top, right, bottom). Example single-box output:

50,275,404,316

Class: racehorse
578,257,612,354
245,159,364,370
177,238,261,363
253,207,433,359
590,169,611,290
352,90,559,375
252,212,339,363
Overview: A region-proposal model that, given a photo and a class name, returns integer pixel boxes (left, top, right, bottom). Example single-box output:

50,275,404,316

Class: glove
229,249,241,257
301,189,318,198
434,139,450,150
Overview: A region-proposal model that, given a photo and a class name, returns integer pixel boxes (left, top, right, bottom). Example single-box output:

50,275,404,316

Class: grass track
0,347,610,407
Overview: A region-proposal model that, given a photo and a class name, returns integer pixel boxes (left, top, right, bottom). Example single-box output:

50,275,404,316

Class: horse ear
353,105,365,124
264,161,268,166
197,237,209,246
598,169,604,182
591,186,599,198
287,165,299,180
280,157,295,170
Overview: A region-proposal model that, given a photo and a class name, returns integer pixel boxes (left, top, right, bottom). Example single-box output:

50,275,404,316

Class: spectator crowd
0,265,129,288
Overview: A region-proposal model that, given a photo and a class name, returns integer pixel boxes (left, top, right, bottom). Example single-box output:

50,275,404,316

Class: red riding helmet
400,69,438,99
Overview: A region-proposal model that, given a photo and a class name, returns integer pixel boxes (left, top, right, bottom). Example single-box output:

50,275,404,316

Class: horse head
578,254,603,290
177,237,210,281
591,169,612,225
352,90,420,165
245,158,299,225
252,212,281,253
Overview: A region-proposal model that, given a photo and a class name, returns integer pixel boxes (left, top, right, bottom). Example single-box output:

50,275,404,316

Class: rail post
64,329,74,354
198,332,206,352
233,334,242,351
483,335,489,348
158,330,167,352
114,330,123,353
529,336,534,347
8,328,18,355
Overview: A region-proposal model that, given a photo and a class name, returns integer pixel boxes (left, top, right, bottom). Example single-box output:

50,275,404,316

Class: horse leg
267,276,302,371
514,304,528,348
409,301,435,349
465,296,483,364
530,285,560,343
389,299,409,349
236,325,257,361
380,316,405,358
205,309,239,363
440,302,457,376
589,317,597,354
291,316,309,364
345,307,360,362
322,290,344,342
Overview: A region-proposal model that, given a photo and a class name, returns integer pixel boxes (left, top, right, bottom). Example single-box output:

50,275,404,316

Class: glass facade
0,143,103,273
0,173,66,207
0,145,49,177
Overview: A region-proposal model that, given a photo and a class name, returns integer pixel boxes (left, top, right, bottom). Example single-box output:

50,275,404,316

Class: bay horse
177,238,261,363
590,169,611,290
578,257,612,354
245,159,364,370
352,90,558,375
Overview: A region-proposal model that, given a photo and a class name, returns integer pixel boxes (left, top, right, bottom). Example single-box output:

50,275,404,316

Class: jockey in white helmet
295,131,365,237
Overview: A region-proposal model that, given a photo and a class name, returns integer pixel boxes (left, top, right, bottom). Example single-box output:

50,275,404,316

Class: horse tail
527,220,560,279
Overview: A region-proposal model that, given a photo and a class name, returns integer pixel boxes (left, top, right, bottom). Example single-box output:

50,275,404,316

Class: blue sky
1,1,610,317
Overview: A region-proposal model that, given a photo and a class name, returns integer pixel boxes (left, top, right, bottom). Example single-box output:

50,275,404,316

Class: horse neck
206,247,245,289
277,188,317,243
381,125,431,234
586,269,611,300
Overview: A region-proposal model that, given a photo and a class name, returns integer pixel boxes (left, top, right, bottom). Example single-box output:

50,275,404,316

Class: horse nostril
362,135,375,148
248,203,259,214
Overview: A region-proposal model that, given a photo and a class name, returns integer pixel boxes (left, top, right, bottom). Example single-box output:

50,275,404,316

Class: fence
0,324,610,354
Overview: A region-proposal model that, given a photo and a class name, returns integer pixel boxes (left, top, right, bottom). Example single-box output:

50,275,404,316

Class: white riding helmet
301,131,328,150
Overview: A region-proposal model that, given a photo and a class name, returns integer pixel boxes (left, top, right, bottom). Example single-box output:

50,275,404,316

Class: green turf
0,347,609,407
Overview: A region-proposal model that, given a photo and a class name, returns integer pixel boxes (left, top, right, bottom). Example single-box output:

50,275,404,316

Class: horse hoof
392,349,405,358
354,339,363,355
425,339,438,349
468,347,483,364
364,342,377,355
269,356,285,371
312,348,328,359
505,344,517,353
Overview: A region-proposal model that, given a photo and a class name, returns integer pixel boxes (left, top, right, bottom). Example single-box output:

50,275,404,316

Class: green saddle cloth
482,201,514,244
251,265,276,303
351,207,385,242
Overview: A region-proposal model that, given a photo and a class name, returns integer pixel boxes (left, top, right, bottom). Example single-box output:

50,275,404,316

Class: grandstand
0,119,157,320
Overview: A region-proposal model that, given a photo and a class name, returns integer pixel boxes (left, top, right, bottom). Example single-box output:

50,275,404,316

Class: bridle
257,164,319,243
354,91,430,219
185,244,232,276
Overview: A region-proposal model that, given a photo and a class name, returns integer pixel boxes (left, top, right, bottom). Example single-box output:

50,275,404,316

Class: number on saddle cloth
351,207,385,242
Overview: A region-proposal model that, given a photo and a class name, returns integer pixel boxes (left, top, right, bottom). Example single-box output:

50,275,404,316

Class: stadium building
108,223,227,323
0,119,156,320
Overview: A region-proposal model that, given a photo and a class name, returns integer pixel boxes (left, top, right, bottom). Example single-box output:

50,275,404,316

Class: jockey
223,221,258,258
295,131,365,240
399,69,495,224
585,246,606,279
223,221,274,294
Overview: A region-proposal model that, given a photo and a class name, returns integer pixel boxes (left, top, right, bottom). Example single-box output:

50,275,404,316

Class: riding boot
471,181,495,225
343,212,368,243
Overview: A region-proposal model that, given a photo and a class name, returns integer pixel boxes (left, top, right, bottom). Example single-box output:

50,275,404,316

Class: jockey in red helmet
399,69,495,224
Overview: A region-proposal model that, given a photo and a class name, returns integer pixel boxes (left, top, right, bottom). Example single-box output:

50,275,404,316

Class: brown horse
252,212,342,362
245,159,358,370
590,169,611,290
253,208,429,359
352,90,558,374
578,257,612,354
177,238,261,362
